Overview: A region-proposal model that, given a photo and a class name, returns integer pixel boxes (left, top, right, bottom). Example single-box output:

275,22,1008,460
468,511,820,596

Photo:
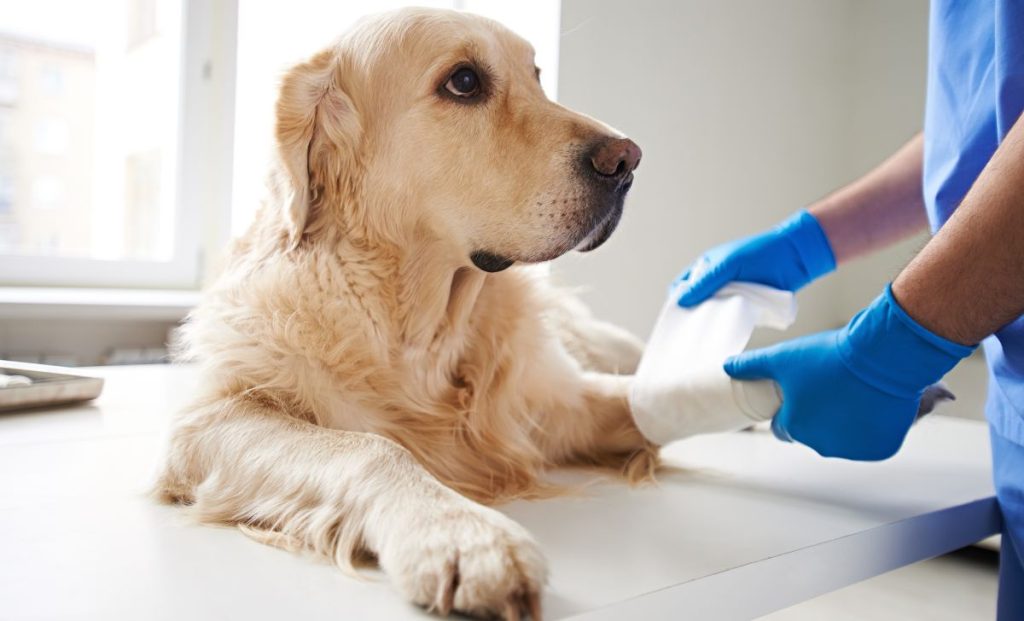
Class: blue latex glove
724,285,976,460
676,210,836,307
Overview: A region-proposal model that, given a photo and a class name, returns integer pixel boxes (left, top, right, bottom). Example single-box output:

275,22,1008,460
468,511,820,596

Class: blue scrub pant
992,429,1024,620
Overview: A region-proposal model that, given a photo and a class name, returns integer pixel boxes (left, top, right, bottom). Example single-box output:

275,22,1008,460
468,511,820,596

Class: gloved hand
724,285,976,460
676,210,836,307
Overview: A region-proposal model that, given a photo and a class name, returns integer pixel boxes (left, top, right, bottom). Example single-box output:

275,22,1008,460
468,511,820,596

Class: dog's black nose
589,137,642,179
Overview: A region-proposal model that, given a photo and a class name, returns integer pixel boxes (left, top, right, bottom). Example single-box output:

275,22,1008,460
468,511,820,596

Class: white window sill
0,287,200,321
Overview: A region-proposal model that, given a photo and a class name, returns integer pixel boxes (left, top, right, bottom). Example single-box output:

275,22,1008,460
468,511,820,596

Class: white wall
552,0,929,340
836,0,930,313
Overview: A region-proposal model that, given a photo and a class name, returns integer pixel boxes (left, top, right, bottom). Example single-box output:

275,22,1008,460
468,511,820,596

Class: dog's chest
321,392,382,433
314,272,543,434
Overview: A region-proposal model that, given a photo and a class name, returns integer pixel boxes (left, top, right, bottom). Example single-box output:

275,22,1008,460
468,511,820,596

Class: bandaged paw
629,282,797,445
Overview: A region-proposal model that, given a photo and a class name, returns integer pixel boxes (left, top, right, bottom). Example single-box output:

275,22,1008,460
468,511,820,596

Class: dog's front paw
381,501,548,620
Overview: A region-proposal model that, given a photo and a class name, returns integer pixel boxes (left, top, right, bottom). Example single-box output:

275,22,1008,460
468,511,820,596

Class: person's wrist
836,284,976,398
774,210,837,288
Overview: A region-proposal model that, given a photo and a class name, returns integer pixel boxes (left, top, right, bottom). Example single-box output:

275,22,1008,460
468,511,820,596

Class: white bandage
629,283,797,445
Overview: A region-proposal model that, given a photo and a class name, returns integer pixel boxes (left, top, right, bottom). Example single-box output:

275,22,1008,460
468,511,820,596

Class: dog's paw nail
435,554,458,615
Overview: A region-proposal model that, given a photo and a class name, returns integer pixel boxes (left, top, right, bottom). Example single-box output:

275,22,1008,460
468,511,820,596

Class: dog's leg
544,291,645,375
563,319,645,375
540,372,659,483
156,399,546,620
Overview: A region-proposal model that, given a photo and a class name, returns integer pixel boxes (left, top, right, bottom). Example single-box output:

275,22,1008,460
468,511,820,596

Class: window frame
0,0,239,290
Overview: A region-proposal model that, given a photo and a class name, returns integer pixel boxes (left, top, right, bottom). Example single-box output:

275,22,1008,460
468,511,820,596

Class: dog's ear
275,50,362,249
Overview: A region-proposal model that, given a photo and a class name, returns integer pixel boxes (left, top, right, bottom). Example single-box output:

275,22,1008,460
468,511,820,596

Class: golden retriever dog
156,8,652,619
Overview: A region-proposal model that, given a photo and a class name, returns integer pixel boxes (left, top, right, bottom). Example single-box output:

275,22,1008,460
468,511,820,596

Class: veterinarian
674,2,1024,617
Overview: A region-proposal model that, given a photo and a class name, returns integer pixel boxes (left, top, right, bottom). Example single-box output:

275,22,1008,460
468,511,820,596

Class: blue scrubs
923,1,1024,616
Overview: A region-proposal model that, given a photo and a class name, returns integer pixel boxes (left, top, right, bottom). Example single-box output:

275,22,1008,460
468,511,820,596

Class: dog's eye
445,67,480,97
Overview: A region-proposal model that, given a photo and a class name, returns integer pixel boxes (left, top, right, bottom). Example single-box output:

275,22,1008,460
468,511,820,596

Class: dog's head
274,8,640,272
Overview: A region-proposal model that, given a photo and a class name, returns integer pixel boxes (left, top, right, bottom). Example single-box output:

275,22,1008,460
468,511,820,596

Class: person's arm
675,133,928,306
894,118,1024,345
810,133,929,264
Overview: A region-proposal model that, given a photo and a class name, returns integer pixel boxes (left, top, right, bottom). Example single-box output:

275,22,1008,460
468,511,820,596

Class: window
32,119,69,154
31,175,64,210
0,0,206,287
38,65,63,95
0,174,13,215
0,109,10,147
126,0,159,49
123,149,164,258
0,48,17,104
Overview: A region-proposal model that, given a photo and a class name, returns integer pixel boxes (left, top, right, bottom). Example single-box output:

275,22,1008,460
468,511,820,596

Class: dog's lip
575,202,622,253
620,173,634,193
575,178,630,253
470,250,516,272
471,177,632,269
573,217,606,251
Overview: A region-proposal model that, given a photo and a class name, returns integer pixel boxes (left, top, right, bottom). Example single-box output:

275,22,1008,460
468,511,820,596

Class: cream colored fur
156,8,654,620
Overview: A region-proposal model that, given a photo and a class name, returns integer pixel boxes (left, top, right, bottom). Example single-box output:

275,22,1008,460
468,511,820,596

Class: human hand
724,285,975,460
675,210,836,307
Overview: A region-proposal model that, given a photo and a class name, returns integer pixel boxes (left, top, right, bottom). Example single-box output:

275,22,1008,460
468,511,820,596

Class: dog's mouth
574,199,624,253
470,172,634,273
573,172,631,253
470,205,623,273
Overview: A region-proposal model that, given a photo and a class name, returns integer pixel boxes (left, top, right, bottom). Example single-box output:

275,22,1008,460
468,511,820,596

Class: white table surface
0,365,999,620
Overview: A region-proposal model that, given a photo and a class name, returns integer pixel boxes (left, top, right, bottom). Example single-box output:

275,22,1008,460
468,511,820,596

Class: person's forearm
809,133,929,264
893,118,1024,346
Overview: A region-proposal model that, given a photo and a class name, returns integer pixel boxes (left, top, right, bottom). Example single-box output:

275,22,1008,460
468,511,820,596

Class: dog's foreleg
545,292,644,375
542,373,659,483
156,400,546,620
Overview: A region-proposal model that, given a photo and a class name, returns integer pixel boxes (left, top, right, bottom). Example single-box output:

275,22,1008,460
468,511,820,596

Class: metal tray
0,361,105,412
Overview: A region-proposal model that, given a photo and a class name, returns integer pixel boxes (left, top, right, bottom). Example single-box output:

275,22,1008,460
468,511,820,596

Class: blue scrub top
923,0,1024,444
